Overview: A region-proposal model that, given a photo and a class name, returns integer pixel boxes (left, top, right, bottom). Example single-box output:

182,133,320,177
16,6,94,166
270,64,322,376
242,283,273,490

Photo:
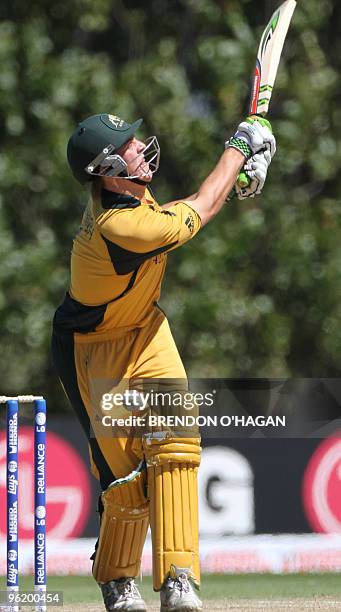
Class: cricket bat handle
237,171,250,188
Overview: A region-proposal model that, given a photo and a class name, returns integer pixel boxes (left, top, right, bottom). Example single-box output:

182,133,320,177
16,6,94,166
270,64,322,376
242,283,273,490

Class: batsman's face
120,138,153,182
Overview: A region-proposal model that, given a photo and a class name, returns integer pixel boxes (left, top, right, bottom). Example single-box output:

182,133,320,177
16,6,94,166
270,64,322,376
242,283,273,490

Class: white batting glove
236,119,276,158
235,150,272,200
226,117,276,160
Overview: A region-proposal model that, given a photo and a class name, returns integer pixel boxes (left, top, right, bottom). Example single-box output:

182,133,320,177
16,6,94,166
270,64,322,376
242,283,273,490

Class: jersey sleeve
98,201,201,254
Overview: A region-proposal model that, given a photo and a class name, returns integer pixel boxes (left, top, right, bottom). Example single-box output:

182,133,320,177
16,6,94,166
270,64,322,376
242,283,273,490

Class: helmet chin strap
117,169,149,186
130,177,149,186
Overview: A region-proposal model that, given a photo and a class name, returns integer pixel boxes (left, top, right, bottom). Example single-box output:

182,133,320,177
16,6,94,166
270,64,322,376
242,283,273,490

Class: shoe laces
102,577,140,603
117,578,140,598
169,572,191,594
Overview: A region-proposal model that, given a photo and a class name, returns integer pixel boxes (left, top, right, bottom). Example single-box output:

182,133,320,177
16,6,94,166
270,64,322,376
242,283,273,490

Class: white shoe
100,578,147,611
160,565,203,611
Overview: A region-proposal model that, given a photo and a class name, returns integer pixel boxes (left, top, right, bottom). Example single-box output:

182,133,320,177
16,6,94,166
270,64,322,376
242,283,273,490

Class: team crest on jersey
107,115,125,129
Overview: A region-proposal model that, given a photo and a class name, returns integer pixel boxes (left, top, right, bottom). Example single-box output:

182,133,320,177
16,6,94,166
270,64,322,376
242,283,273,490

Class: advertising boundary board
2,535,341,575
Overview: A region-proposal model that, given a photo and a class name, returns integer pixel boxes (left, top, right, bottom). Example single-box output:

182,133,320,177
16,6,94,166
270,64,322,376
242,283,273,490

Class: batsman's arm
163,148,244,227
185,149,245,226
163,118,275,225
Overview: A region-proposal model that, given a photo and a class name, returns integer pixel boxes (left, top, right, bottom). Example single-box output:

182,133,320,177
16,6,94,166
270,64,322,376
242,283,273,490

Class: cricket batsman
51,112,275,611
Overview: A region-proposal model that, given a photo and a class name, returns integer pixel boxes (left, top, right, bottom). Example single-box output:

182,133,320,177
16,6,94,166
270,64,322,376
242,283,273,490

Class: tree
0,0,340,410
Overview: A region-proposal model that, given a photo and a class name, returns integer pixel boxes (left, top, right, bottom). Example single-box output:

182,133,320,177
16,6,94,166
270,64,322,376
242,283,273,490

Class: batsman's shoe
100,578,147,611
160,565,203,611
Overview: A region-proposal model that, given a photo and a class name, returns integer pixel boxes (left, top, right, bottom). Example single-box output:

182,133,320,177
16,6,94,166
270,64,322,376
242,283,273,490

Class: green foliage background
1,0,341,409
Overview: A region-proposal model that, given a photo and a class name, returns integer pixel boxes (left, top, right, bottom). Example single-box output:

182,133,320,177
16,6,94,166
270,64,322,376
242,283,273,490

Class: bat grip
237,171,250,188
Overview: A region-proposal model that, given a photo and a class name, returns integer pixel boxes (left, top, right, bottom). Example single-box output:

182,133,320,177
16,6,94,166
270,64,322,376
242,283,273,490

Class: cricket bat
238,0,297,188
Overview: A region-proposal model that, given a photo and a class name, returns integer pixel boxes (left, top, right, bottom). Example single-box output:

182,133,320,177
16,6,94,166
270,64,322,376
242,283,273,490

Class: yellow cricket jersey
53,183,201,335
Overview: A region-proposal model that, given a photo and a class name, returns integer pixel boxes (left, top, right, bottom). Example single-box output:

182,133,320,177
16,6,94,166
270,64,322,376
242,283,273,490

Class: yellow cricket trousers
52,305,187,487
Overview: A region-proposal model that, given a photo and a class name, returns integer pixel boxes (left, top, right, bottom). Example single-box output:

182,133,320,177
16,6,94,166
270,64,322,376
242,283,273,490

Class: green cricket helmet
67,113,143,184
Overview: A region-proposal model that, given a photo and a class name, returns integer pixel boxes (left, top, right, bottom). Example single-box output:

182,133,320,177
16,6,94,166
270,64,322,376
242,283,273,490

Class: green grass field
2,574,341,605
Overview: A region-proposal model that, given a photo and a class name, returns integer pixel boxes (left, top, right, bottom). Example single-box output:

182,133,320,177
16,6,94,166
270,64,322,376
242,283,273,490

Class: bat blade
237,0,296,189
250,0,297,116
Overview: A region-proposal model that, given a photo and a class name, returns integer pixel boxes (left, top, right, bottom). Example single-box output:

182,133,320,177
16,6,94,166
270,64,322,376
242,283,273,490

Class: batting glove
235,150,272,200
226,116,276,160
